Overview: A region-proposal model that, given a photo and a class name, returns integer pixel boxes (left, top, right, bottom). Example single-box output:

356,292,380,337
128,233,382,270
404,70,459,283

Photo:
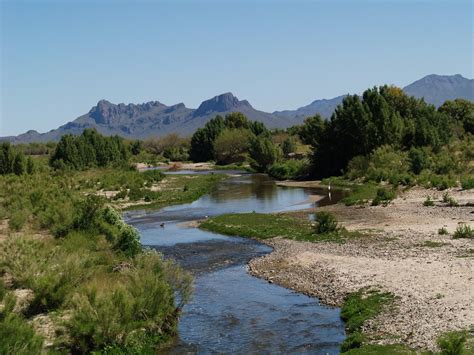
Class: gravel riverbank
248,187,474,351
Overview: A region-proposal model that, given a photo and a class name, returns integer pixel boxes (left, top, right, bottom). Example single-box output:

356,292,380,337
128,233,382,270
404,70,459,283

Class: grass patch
340,182,380,206
340,289,395,353
453,224,473,239
200,212,363,243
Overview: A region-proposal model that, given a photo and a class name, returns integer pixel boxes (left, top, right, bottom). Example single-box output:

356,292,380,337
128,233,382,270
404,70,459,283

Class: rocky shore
248,187,474,351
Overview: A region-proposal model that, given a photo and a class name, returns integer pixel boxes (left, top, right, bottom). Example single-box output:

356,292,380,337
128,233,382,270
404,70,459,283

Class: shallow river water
125,173,346,354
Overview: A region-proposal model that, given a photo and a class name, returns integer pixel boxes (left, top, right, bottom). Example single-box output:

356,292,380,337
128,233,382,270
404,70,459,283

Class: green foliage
371,188,396,206
189,115,226,162
453,224,473,239
298,114,326,149
248,136,279,172
213,128,253,165
0,294,44,354
163,146,189,161
408,146,433,174
0,142,28,176
341,182,379,206
314,211,339,234
267,159,309,180
308,86,452,178
365,146,409,182
189,113,270,162
282,136,297,156
129,140,143,155
340,289,395,352
50,129,128,170
66,251,191,353
437,331,466,355
443,193,459,207
439,99,474,135
438,227,449,235
461,176,474,190
423,196,435,207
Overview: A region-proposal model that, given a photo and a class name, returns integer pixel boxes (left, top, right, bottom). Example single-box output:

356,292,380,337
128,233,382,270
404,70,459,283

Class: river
125,173,346,354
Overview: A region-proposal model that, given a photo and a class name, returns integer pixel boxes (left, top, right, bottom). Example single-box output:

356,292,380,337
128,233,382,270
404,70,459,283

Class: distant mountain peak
193,92,252,117
403,74,473,107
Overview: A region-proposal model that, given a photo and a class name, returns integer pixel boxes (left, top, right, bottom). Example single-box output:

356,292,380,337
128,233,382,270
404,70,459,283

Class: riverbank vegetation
0,138,239,352
201,211,363,243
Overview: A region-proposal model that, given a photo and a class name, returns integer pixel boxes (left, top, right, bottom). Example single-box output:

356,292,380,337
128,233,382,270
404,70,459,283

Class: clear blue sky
1,0,472,136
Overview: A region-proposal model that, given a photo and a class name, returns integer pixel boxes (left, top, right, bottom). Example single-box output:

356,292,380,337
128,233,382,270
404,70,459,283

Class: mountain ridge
3,74,473,144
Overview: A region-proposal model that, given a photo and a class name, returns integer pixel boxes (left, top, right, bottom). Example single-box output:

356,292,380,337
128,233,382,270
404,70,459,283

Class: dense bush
314,211,339,234
306,86,456,178
248,136,279,172
50,129,128,170
213,128,253,165
189,113,270,163
371,188,396,206
268,159,308,180
66,251,192,353
0,142,28,176
0,294,44,353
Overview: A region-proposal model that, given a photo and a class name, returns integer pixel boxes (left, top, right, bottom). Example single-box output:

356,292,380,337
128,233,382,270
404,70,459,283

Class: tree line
49,129,129,170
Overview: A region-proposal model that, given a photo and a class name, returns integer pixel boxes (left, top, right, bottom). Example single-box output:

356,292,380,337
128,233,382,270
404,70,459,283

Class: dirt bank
248,187,474,351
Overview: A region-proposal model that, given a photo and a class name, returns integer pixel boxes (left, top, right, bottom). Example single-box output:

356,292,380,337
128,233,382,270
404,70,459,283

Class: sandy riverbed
248,186,474,350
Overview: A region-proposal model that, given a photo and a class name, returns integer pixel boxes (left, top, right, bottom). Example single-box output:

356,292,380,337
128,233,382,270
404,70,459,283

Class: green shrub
423,196,435,207
438,227,449,235
437,331,466,355
453,224,473,239
460,176,474,190
371,188,396,206
314,211,339,234
268,160,308,180
66,252,192,353
114,224,141,257
408,146,433,174
8,209,29,231
0,294,44,354
443,193,459,207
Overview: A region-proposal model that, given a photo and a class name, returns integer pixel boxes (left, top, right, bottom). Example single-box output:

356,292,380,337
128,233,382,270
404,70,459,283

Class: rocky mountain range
3,74,473,144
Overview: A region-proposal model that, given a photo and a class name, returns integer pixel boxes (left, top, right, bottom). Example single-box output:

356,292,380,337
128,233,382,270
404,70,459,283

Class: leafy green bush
437,331,466,355
408,146,433,174
268,160,308,180
314,211,339,234
371,188,396,206
365,146,409,183
460,176,474,190
453,224,473,239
